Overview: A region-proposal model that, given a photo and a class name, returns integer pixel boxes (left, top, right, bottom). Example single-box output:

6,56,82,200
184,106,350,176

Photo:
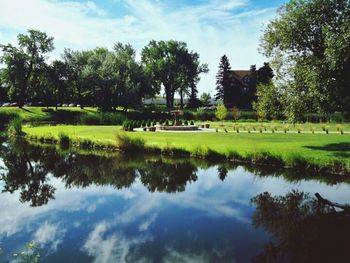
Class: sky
0,0,287,95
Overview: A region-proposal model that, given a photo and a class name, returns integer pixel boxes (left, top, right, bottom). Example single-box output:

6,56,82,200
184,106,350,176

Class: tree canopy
0,29,54,107
261,0,350,120
141,40,208,110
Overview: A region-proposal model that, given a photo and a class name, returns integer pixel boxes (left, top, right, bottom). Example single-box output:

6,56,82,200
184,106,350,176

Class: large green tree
113,43,154,111
261,0,350,120
0,29,54,107
62,49,93,108
141,40,207,110
46,60,70,109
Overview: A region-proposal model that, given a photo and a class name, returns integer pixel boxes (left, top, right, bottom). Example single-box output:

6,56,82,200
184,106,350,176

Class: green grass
0,107,98,122
23,125,350,167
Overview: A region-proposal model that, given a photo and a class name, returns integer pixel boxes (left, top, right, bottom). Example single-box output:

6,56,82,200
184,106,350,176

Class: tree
261,0,350,118
142,40,208,110
200,92,211,106
47,60,69,109
257,62,274,85
215,103,228,124
113,43,154,112
62,49,93,108
215,55,231,104
253,82,282,120
0,69,9,103
0,29,54,107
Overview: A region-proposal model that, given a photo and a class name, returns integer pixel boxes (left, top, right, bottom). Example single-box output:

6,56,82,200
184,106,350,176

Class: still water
0,139,349,262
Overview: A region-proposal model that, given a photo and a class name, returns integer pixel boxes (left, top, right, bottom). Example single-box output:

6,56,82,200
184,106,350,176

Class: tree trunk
180,91,184,108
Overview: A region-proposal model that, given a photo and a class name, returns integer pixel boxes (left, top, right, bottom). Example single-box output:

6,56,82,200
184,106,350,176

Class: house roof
229,70,250,79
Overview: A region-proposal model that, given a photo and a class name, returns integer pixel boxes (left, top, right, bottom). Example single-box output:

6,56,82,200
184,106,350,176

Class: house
224,69,256,109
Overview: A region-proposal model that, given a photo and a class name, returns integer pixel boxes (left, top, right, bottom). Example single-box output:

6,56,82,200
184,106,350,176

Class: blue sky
0,0,287,94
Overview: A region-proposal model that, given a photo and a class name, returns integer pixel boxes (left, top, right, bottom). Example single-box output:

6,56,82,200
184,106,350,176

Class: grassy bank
23,125,350,175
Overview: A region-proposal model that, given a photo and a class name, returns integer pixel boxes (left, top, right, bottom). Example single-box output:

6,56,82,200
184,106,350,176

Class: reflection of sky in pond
1,164,350,262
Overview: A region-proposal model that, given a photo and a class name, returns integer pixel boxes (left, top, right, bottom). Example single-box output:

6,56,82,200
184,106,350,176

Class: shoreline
24,130,350,178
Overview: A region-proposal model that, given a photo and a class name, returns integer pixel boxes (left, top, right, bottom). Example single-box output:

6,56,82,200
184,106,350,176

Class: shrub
191,146,225,160
147,120,152,127
286,153,309,170
77,138,94,149
8,117,23,137
227,150,241,160
141,120,146,127
0,112,19,126
215,104,228,123
116,133,145,152
80,112,126,125
165,119,169,126
58,133,70,148
247,151,284,166
232,107,241,121
190,120,194,125
162,146,190,156
122,120,129,131
184,120,188,126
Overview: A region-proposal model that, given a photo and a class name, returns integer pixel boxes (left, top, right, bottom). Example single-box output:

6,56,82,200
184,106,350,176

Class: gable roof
229,70,250,79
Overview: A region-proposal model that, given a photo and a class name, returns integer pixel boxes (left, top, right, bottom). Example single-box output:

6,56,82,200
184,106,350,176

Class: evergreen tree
215,55,231,102
257,62,274,85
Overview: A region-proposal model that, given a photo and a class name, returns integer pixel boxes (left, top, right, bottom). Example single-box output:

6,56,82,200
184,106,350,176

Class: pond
0,138,349,262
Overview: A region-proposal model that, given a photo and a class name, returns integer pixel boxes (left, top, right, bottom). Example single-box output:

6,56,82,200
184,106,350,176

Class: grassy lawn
23,125,350,166
0,106,98,121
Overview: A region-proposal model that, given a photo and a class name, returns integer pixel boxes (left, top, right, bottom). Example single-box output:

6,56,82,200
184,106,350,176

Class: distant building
224,69,256,109
143,98,167,105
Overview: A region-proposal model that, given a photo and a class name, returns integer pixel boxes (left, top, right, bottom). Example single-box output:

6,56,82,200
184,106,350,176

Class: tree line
0,29,208,111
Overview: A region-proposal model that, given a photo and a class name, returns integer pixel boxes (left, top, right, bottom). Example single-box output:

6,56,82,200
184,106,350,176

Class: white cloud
163,247,212,263
33,221,66,251
83,221,150,263
0,0,277,94
138,213,157,232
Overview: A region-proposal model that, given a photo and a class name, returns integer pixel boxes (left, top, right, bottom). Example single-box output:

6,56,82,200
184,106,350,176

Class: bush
122,120,129,131
0,112,20,126
8,117,23,137
190,120,194,125
286,153,309,170
77,138,94,149
184,120,188,126
79,112,126,125
191,146,226,161
116,133,146,152
247,151,284,167
58,133,70,148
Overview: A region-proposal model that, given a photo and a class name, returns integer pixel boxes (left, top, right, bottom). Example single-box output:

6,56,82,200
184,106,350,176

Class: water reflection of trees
139,159,198,192
0,141,199,206
251,190,350,263
0,138,56,207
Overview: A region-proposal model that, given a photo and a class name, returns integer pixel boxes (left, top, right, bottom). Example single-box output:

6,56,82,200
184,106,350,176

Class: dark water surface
0,139,350,263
